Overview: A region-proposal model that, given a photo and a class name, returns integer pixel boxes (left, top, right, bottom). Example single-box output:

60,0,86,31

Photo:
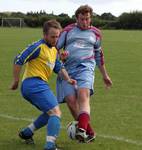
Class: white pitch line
0,114,33,122
0,114,142,146
98,134,142,146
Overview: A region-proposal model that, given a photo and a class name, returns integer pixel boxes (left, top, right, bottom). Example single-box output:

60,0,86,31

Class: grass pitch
0,28,142,150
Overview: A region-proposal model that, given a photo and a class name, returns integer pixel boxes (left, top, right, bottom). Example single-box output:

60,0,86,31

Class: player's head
75,5,93,30
43,20,62,46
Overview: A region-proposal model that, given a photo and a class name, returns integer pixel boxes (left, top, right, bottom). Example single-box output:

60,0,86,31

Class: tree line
0,10,142,29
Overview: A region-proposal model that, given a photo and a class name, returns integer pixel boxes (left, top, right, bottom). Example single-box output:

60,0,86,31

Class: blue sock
34,113,49,130
45,115,61,149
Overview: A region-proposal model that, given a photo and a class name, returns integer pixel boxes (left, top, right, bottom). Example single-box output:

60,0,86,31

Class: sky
0,0,142,17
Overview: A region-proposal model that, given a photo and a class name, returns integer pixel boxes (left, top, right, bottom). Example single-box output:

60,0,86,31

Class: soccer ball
67,121,78,140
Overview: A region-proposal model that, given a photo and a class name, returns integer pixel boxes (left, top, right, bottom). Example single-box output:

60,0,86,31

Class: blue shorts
56,66,94,103
21,77,58,112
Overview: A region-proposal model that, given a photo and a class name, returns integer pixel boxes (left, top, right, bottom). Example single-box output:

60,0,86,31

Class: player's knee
47,106,61,117
78,88,90,104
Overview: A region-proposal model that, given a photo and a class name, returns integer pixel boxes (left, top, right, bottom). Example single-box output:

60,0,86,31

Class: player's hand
103,76,112,89
10,80,19,90
60,51,69,62
67,79,77,85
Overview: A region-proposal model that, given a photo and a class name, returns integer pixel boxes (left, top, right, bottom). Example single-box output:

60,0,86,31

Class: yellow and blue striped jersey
14,39,62,82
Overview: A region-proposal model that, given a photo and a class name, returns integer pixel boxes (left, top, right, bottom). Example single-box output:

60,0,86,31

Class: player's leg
22,89,61,149
75,88,91,141
19,78,50,143
22,83,61,149
27,87,61,150
57,74,95,143
23,88,61,149
19,112,49,144
76,88,96,143
19,78,61,149
74,67,96,142
66,92,95,143
57,78,79,120
44,105,61,150
66,95,79,120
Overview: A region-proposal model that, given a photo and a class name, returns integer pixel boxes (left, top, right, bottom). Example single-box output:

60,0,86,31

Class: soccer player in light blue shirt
56,5,112,143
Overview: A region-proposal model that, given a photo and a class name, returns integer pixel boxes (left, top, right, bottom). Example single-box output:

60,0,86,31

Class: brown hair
43,20,62,34
75,5,93,18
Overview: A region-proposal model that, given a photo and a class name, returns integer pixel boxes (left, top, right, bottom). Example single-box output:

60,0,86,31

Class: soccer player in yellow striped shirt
10,20,76,150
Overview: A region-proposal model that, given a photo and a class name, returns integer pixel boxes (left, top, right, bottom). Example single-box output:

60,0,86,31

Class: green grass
0,27,142,150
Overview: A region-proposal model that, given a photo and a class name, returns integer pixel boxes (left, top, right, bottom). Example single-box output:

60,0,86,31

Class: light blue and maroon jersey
56,23,104,75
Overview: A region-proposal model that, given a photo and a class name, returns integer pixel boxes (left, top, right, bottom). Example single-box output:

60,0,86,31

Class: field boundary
0,113,142,146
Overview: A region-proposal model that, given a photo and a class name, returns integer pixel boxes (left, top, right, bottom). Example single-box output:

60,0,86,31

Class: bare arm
59,68,76,85
10,64,22,90
98,64,112,88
